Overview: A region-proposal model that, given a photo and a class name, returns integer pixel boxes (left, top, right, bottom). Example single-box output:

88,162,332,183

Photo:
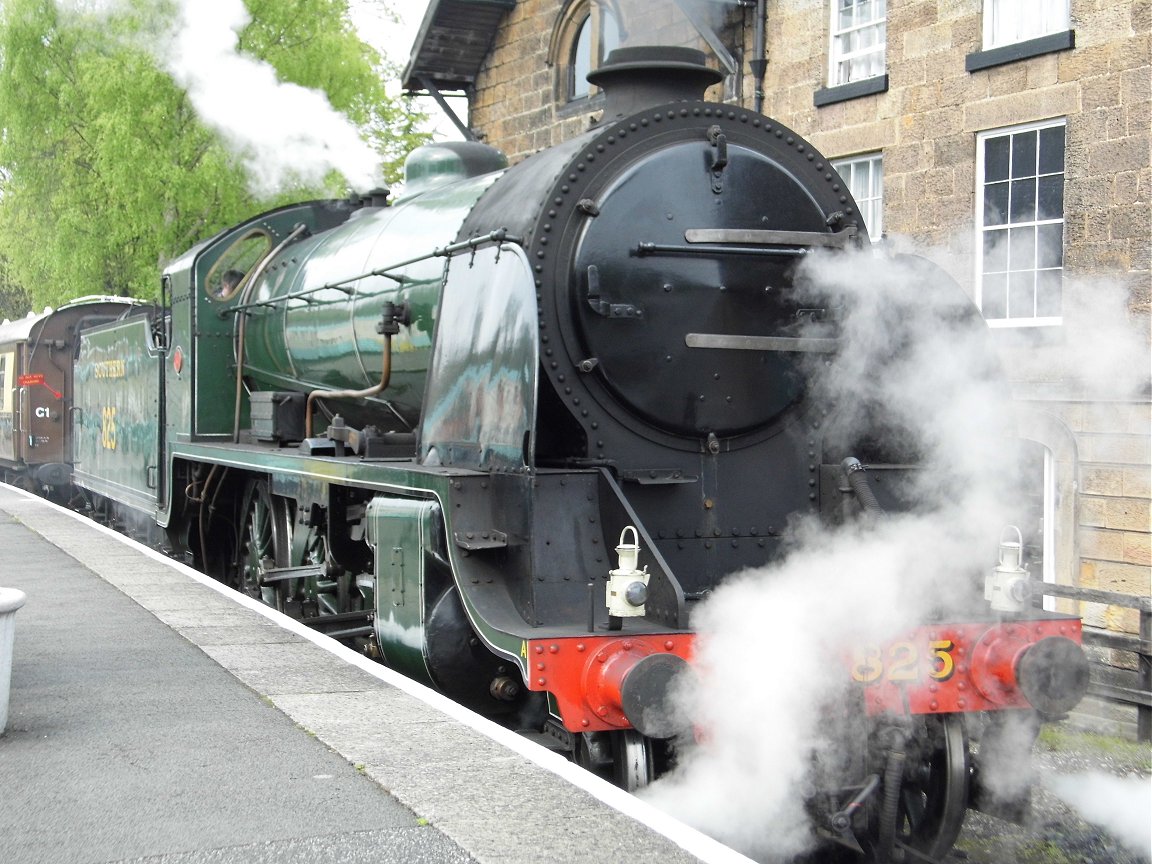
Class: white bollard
0,587,27,735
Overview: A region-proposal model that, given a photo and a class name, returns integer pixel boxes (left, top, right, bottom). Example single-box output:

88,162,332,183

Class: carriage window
0,352,13,413
206,231,271,301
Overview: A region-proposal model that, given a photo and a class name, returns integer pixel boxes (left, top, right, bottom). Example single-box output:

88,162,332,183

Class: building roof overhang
401,0,515,94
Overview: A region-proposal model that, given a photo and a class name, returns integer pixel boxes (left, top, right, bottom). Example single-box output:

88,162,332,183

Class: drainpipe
749,0,767,114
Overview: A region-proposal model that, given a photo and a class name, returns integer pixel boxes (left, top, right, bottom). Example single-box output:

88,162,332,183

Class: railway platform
0,485,749,864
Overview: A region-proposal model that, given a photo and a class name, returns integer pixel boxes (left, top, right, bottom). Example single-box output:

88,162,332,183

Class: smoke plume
54,0,383,196
1047,771,1152,857
616,0,740,55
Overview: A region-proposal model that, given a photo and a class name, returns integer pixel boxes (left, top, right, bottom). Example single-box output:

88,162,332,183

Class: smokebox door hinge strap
707,125,728,194
585,265,642,319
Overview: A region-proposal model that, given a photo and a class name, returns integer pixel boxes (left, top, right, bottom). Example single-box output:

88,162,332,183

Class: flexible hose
842,456,885,517
878,744,907,862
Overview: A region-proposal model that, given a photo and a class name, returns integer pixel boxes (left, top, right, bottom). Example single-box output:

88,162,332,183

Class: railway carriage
0,297,146,495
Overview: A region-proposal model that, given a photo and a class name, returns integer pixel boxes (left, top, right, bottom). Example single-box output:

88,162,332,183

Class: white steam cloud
55,0,383,196
645,515,992,858
1003,273,1151,397
612,0,739,52
1047,772,1152,857
641,248,1039,859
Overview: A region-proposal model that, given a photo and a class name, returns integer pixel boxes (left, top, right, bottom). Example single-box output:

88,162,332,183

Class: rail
1033,582,1152,741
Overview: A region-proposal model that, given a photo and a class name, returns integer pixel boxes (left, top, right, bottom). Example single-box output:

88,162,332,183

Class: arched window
1013,410,1081,599
552,0,623,105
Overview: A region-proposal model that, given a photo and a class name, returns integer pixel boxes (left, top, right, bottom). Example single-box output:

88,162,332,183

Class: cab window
207,231,271,300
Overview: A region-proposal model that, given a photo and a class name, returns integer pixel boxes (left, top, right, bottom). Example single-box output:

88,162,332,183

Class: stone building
404,0,1151,734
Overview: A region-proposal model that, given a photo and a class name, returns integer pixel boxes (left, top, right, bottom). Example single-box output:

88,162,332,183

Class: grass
1037,725,1152,772
955,831,1080,864
1013,840,1078,864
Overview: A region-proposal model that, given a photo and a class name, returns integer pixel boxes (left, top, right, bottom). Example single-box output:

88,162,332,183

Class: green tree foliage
0,257,32,321
0,0,428,306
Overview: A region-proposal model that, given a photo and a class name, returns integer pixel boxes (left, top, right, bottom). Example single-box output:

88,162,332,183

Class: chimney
586,46,724,119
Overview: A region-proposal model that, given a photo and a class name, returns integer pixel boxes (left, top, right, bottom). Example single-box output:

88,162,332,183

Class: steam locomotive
6,47,1090,862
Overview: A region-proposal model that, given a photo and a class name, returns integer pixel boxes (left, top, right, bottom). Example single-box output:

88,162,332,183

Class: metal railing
1034,582,1152,741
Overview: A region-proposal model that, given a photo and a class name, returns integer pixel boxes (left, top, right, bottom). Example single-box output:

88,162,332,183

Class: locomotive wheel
239,479,291,611
575,730,659,792
613,730,655,792
890,713,970,860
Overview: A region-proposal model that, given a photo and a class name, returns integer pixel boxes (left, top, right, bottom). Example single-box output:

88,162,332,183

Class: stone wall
1072,398,1151,636
470,0,710,162
471,2,1149,312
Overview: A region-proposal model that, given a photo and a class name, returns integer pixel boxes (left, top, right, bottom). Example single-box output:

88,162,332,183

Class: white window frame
1040,447,1056,610
1010,439,1057,609
975,118,1066,328
832,153,883,239
0,353,11,413
983,0,1071,50
828,0,887,87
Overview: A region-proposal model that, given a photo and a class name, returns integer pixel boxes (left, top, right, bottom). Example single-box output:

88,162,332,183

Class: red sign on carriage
18,372,62,399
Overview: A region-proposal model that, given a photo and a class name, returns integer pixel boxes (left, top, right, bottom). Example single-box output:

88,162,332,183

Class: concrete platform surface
0,486,750,864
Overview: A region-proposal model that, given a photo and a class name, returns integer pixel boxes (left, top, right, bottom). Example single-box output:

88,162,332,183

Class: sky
347,0,463,140
346,0,424,63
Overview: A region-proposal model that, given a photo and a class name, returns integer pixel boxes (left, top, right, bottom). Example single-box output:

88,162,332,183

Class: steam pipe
841,457,885,517
304,334,393,439
302,300,408,439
